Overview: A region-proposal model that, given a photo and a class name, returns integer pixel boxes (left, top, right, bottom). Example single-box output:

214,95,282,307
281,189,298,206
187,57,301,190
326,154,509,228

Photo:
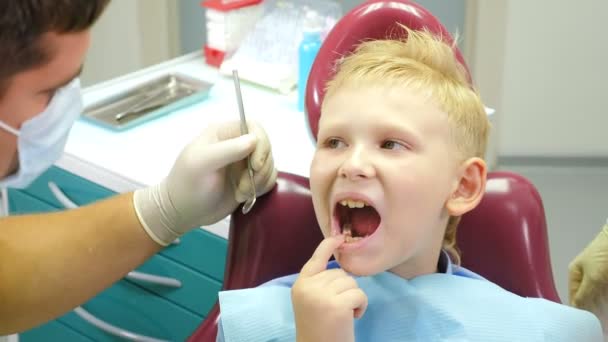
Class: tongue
350,206,380,236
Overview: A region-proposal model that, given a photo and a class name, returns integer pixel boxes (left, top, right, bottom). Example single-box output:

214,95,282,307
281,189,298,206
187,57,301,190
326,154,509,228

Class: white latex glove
133,120,277,245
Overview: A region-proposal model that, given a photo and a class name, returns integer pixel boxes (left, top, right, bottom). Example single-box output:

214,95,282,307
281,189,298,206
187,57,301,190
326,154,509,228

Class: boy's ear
446,157,487,216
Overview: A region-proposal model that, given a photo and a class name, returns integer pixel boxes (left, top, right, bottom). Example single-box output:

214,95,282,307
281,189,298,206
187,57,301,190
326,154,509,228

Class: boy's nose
338,146,375,180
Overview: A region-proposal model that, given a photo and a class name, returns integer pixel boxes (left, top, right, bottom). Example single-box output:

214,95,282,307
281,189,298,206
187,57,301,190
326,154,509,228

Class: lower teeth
345,235,363,243
342,224,367,243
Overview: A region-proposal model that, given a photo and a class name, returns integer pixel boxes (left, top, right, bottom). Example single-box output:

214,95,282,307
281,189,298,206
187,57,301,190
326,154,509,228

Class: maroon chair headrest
305,0,472,140
458,171,561,303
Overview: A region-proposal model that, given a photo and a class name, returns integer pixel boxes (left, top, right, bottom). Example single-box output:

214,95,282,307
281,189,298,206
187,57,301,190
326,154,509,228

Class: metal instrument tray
82,73,212,131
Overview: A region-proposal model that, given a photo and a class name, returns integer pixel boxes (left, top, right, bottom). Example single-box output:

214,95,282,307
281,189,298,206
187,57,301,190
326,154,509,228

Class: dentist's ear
446,157,487,216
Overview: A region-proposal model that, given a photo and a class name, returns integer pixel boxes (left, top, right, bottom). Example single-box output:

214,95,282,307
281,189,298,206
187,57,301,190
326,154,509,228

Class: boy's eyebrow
41,65,83,92
323,118,423,143
374,120,423,142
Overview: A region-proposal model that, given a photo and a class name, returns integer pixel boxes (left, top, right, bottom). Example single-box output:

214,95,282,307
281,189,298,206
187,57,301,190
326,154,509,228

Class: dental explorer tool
232,69,256,214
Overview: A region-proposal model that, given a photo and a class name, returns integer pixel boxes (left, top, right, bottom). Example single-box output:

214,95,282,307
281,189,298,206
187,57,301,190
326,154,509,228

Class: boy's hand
291,236,368,342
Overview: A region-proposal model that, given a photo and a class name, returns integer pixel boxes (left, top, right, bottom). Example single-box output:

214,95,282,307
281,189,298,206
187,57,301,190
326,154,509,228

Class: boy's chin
336,255,384,277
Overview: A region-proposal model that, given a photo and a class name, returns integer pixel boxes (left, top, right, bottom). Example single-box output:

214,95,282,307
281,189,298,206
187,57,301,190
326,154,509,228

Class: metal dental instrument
114,86,169,121
232,70,256,214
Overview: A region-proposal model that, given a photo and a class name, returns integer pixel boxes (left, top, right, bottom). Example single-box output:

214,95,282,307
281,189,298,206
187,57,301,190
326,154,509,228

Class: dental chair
188,171,561,341
188,1,560,340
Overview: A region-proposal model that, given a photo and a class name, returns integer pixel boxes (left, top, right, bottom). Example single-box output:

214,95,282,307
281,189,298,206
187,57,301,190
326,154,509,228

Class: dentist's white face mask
0,78,82,189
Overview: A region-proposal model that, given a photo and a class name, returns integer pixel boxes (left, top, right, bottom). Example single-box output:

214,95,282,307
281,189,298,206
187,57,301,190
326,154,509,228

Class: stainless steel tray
82,73,213,131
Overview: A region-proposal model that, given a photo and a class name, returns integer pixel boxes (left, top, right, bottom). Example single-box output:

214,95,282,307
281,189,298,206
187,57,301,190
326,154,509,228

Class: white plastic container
201,0,263,67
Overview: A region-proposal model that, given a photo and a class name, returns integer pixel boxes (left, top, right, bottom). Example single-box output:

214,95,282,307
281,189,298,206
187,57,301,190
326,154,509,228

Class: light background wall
80,0,180,86
470,0,608,303
472,0,607,158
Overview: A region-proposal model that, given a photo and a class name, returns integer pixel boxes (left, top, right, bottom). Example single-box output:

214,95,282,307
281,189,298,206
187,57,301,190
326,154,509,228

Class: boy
216,28,602,341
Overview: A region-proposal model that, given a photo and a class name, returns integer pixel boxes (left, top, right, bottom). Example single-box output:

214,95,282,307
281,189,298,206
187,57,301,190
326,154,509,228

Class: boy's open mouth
335,199,381,243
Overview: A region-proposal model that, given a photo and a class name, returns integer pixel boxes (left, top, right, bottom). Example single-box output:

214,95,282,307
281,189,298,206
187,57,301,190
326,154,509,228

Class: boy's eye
326,138,346,149
381,140,407,150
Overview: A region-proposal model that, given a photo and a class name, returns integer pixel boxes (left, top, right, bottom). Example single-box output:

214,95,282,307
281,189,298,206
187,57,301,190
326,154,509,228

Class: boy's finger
315,268,349,283
327,274,359,294
300,235,344,277
340,288,368,319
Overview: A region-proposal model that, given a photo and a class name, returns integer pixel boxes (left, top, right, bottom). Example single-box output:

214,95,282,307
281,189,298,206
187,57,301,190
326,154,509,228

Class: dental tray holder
82,73,213,131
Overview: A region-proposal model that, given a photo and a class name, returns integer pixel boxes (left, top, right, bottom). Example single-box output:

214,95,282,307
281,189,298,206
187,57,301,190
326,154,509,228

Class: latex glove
291,236,368,342
569,220,608,310
133,120,277,246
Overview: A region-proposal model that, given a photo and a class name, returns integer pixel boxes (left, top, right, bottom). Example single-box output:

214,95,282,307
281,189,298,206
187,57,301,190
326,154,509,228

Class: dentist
0,0,277,334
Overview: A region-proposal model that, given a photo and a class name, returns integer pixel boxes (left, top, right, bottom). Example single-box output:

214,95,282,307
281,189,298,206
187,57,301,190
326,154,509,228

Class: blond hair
323,27,490,264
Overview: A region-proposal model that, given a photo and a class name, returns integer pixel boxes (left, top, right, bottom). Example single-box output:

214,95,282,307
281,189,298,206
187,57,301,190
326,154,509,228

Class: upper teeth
339,199,368,208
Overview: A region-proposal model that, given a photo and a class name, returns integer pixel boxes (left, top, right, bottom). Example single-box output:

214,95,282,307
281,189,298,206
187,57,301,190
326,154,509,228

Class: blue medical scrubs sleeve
217,286,296,342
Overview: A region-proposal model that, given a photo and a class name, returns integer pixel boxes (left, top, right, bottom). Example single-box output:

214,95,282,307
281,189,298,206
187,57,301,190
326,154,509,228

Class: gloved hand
133,120,277,246
569,220,608,310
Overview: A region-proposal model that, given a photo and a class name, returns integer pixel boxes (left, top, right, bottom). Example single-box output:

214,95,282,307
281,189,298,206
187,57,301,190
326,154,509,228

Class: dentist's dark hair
0,0,110,98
